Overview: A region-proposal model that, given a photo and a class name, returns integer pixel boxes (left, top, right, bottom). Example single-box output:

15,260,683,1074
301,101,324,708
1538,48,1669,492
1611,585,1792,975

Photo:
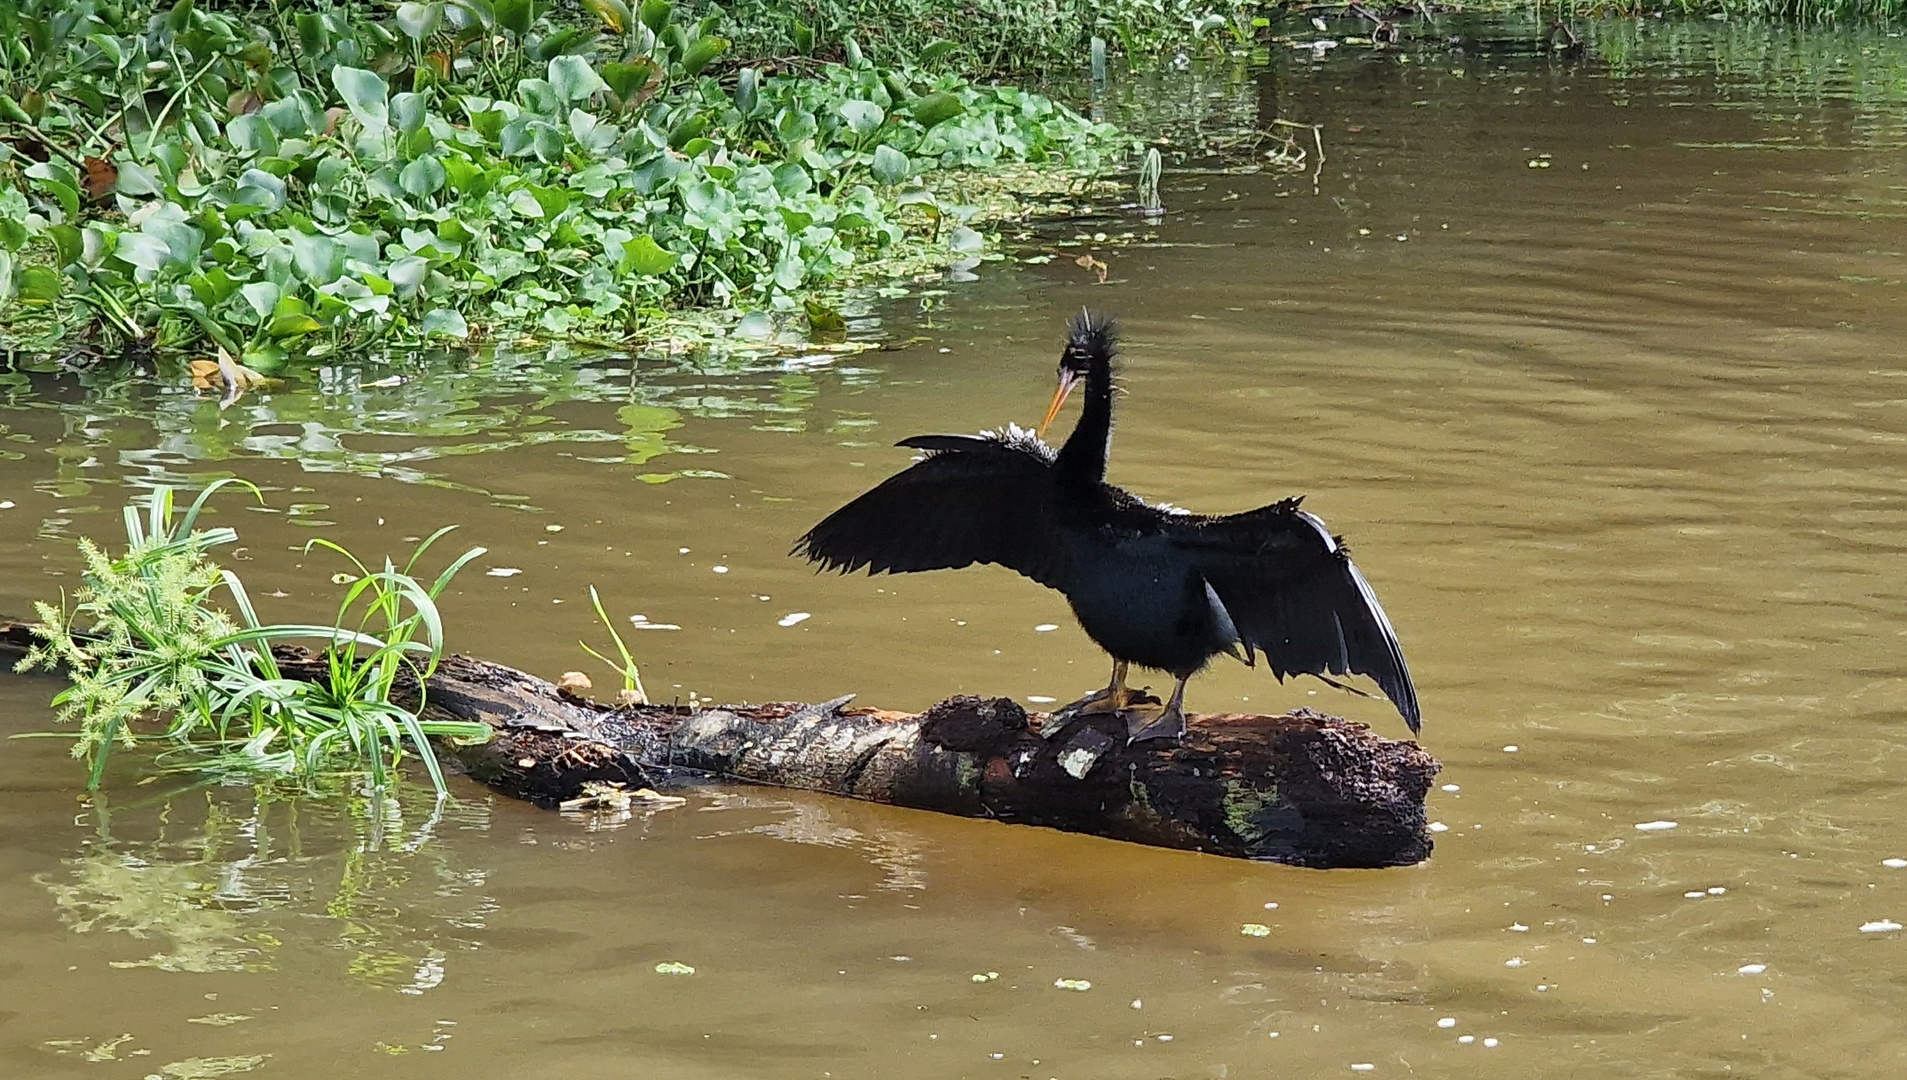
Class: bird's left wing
1170,498,1421,733
793,427,1069,589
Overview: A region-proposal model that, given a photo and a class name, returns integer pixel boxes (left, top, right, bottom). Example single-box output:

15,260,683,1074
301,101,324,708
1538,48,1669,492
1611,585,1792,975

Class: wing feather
793,428,1068,589
1171,499,1421,733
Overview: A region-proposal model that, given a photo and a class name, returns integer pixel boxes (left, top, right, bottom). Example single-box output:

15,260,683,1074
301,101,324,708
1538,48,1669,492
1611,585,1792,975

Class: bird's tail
1065,309,1118,368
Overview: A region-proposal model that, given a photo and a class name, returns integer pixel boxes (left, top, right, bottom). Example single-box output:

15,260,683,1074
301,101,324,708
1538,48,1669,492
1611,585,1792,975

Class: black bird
794,313,1420,742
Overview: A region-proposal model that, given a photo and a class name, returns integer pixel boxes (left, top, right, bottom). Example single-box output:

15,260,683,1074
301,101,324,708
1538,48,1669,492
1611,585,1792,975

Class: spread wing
1171,498,1421,733
793,427,1068,590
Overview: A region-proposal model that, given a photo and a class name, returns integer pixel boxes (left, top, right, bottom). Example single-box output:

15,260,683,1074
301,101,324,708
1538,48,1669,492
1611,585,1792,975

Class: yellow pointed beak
1038,369,1078,439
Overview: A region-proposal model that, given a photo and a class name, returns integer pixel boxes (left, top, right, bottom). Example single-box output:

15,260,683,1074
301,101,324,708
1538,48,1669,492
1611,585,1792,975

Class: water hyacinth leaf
397,1,443,40
227,113,278,154
422,308,469,338
803,298,846,332
619,234,676,275
839,100,883,137
639,0,670,34
266,312,322,337
870,144,910,185
602,59,664,108
112,233,174,273
241,281,281,319
48,224,84,267
920,39,960,64
680,36,727,77
508,187,545,218
449,0,496,29
392,92,429,137
911,91,964,130
291,232,343,282
400,155,447,197
584,0,630,31
734,67,757,115
495,0,534,36
18,265,61,301
388,256,429,295
548,55,609,103
772,162,812,197
949,225,984,253
236,168,287,210
332,67,390,131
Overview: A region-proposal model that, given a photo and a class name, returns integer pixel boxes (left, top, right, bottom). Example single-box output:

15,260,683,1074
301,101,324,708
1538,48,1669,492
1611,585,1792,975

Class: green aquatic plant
580,584,649,705
14,481,491,794
0,0,1122,364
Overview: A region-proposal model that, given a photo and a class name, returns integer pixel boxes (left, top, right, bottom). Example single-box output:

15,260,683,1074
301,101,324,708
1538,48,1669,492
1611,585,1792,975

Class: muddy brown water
7,16,1907,1078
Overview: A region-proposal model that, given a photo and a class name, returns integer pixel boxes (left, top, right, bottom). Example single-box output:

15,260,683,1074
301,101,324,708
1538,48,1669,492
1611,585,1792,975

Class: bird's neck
1055,363,1113,489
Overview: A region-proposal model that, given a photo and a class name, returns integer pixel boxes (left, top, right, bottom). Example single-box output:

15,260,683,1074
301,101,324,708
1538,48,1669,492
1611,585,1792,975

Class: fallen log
0,623,1439,868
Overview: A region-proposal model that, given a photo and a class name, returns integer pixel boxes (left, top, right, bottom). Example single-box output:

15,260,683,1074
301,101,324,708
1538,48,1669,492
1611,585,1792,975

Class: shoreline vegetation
0,0,1159,372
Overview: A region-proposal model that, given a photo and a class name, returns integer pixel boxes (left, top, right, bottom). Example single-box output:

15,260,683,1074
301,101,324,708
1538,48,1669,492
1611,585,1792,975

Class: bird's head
1039,311,1117,438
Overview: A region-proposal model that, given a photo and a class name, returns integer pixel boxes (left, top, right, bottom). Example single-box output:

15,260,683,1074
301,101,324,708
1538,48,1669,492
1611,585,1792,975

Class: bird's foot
1125,703,1188,744
1075,684,1133,715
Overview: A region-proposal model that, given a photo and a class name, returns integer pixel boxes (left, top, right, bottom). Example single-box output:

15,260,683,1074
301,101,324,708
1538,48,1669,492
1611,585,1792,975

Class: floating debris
1458,1035,1475,1045
1437,1018,1457,1029
486,567,523,577
1053,978,1092,991
1034,623,1059,632
778,612,812,627
970,971,1000,983
1738,963,1767,975
1483,1037,1500,1048
1429,821,1449,833
1884,858,1907,869
1504,957,1525,968
1859,920,1902,934
1634,820,1678,832
1441,784,1460,792
654,961,696,975
1352,1066,1375,1073
1240,923,1272,937
1502,745,1519,753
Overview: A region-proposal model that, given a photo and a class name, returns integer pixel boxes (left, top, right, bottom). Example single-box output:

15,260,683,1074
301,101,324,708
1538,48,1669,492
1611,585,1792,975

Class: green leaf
422,307,469,338
803,298,846,332
392,92,430,138
235,168,287,210
396,1,443,41
839,100,883,137
602,58,663,106
266,312,322,337
166,0,196,33
639,0,671,33
734,67,758,115
910,91,964,130
547,55,609,103
111,233,174,273
291,232,342,282
618,234,676,275
495,0,534,35
584,0,631,31
332,67,390,131
680,35,727,77
870,144,910,185
400,156,447,197
919,39,960,64
388,255,430,295
240,280,281,319
18,265,61,301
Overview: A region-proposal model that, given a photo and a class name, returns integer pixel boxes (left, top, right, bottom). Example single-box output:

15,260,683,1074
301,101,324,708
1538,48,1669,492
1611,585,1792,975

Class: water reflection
44,786,495,994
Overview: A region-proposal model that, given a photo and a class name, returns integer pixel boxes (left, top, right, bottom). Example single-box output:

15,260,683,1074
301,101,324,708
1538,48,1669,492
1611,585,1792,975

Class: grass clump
14,480,491,795
0,0,1123,366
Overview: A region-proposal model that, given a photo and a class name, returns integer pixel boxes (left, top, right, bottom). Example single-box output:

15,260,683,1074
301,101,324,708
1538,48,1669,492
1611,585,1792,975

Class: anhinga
794,313,1420,742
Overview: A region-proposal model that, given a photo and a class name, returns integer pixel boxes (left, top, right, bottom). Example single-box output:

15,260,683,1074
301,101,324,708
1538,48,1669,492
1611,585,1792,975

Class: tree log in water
0,624,1439,868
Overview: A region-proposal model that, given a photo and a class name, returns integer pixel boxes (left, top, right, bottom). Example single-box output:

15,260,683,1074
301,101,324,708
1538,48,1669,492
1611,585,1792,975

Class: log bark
0,623,1439,868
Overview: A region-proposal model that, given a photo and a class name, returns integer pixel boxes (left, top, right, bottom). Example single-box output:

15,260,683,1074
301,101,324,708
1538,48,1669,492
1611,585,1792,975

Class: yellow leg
1078,659,1130,715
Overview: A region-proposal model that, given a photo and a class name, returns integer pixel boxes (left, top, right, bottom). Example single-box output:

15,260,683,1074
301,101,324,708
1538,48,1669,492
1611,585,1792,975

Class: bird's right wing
793,427,1069,589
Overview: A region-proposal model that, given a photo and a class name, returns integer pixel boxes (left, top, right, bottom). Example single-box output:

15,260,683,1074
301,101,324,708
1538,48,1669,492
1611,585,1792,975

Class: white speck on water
1268,1031,1280,1038
712,565,729,574
1685,891,1707,899
1027,696,1057,704
1155,1034,1173,1042
545,524,563,532
1635,820,1679,831
1583,937,1598,944
989,1052,1004,1059
1351,1065,1375,1073
1241,923,1272,937
1483,1038,1499,1048
653,962,695,975
1884,858,1907,869
487,567,522,577
1708,887,1727,895
1739,964,1767,975
1441,784,1460,792
1437,1017,1457,1029
678,547,690,554
0,500,13,509
1130,999,1142,1009
889,955,911,962
1505,957,1525,968
1509,923,1529,932
1860,920,1902,933
1034,623,1060,632
1429,821,1449,833
1602,894,1615,901
1502,745,1519,753
1536,984,1549,991
1458,1035,1475,1045
1264,902,1279,909
778,612,812,627
1053,978,1091,991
